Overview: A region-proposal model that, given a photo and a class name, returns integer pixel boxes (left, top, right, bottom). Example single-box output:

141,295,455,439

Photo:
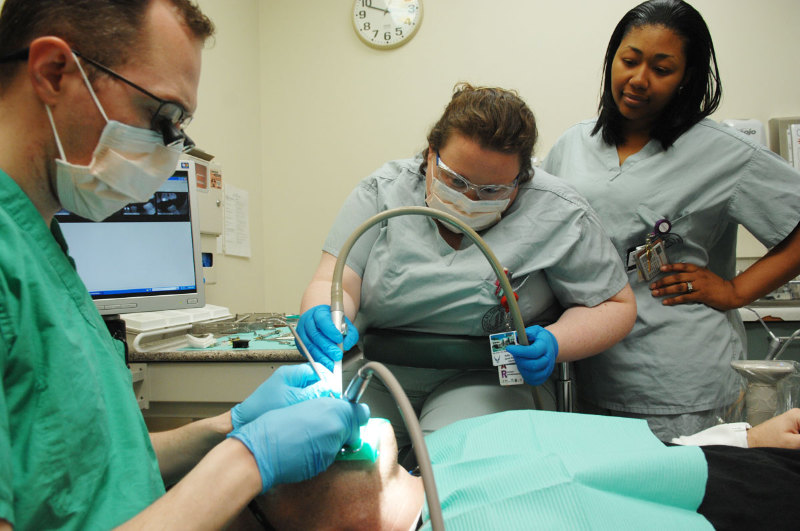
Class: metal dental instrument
283,321,327,385
268,317,327,386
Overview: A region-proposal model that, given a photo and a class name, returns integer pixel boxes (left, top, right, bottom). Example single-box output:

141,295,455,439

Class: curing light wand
329,308,347,395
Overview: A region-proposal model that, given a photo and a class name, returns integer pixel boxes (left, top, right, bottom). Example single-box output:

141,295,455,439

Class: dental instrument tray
189,312,297,335
125,310,300,353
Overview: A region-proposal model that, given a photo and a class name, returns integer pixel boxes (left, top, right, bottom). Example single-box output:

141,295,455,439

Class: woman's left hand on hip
649,262,738,311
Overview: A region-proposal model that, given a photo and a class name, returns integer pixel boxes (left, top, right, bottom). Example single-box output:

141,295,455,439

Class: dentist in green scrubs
0,1,366,529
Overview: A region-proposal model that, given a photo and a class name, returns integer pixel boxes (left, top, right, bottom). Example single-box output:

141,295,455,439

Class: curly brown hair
420,83,538,183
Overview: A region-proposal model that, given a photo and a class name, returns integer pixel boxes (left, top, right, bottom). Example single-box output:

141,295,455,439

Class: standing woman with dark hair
544,0,800,441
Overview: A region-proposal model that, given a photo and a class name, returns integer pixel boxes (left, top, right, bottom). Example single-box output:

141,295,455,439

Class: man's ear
27,36,77,106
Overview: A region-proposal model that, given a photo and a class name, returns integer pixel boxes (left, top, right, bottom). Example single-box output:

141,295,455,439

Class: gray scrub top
544,118,800,414
323,157,628,337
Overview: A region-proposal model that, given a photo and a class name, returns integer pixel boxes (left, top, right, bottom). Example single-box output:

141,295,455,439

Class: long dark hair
592,0,721,149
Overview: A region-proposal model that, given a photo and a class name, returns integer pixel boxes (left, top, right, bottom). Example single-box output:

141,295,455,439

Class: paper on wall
223,183,251,257
791,123,800,171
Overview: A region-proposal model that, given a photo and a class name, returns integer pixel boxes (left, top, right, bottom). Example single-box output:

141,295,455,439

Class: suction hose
331,206,542,531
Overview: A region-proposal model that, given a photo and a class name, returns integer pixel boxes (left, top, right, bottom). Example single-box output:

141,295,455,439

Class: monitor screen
57,168,205,316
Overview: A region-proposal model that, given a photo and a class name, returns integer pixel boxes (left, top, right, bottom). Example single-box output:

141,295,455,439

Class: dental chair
363,329,491,369
361,328,574,412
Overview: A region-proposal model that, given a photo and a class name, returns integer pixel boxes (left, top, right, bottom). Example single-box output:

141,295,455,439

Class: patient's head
259,419,424,530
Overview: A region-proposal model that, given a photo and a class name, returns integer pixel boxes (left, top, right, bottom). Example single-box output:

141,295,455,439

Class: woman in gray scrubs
543,0,800,440
297,83,637,447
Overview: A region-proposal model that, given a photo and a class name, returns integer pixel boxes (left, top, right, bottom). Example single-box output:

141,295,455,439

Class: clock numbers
352,0,422,50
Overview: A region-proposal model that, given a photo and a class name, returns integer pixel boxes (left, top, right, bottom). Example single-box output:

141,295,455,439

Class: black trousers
699,445,800,530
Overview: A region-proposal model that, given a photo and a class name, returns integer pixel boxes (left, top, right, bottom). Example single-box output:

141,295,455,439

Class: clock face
352,0,423,50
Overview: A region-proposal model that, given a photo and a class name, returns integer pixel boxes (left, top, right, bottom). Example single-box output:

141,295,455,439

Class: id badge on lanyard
488,268,525,386
626,219,672,282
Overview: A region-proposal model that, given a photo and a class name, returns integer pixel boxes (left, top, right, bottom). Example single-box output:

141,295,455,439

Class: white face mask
47,52,183,221
425,176,510,233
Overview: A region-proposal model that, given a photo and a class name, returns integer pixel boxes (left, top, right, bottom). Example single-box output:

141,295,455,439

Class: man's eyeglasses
0,48,195,151
435,153,519,200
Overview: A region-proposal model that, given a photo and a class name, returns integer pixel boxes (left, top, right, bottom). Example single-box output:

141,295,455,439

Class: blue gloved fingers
310,306,352,363
283,377,329,403
509,355,551,381
505,326,558,386
530,326,559,360
228,397,371,492
355,402,370,427
506,339,546,360
275,363,321,388
310,305,345,343
342,316,360,351
522,325,543,345
297,305,346,370
297,322,335,370
296,308,331,362
230,363,331,430
285,363,336,402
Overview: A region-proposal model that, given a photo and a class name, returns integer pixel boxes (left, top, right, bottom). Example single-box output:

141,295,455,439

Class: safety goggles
435,153,519,200
71,50,195,151
0,48,195,151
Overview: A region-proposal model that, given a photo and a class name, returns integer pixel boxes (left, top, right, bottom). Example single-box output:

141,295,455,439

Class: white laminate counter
739,304,800,322
129,347,306,419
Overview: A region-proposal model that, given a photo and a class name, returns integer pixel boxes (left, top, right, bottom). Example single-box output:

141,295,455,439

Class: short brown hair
0,0,214,88
421,83,538,182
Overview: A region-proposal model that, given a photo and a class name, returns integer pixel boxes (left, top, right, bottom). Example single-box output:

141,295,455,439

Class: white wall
3,1,798,314
191,0,265,312
0,0,266,313
259,0,800,313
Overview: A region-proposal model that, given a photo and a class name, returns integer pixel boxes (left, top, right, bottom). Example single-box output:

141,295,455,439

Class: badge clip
626,219,672,282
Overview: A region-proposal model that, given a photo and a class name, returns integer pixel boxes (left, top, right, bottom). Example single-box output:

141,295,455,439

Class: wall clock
352,0,423,50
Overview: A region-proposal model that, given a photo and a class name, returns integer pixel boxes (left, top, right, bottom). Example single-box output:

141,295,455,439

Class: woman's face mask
47,52,183,221
426,175,510,233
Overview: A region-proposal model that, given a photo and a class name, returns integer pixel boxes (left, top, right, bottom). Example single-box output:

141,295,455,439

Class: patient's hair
258,421,423,530
420,82,538,183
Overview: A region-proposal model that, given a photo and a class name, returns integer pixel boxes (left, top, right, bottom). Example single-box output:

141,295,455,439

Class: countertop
126,305,800,360
739,303,800,322
128,348,305,362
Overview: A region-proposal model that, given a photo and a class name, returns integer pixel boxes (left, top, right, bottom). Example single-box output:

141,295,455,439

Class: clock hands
364,3,389,15
354,0,420,48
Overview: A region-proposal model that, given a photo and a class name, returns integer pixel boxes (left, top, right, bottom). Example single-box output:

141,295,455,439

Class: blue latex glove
505,325,558,386
230,364,331,430
228,397,370,493
296,304,359,371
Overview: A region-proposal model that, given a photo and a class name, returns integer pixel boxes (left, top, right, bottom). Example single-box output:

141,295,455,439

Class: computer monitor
57,167,205,316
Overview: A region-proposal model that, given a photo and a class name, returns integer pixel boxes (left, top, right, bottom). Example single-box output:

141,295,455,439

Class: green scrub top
0,170,165,529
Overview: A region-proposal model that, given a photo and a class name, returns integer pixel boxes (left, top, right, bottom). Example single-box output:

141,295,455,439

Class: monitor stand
103,314,129,364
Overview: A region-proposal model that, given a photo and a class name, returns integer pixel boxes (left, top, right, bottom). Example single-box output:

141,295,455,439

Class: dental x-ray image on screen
57,169,205,316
